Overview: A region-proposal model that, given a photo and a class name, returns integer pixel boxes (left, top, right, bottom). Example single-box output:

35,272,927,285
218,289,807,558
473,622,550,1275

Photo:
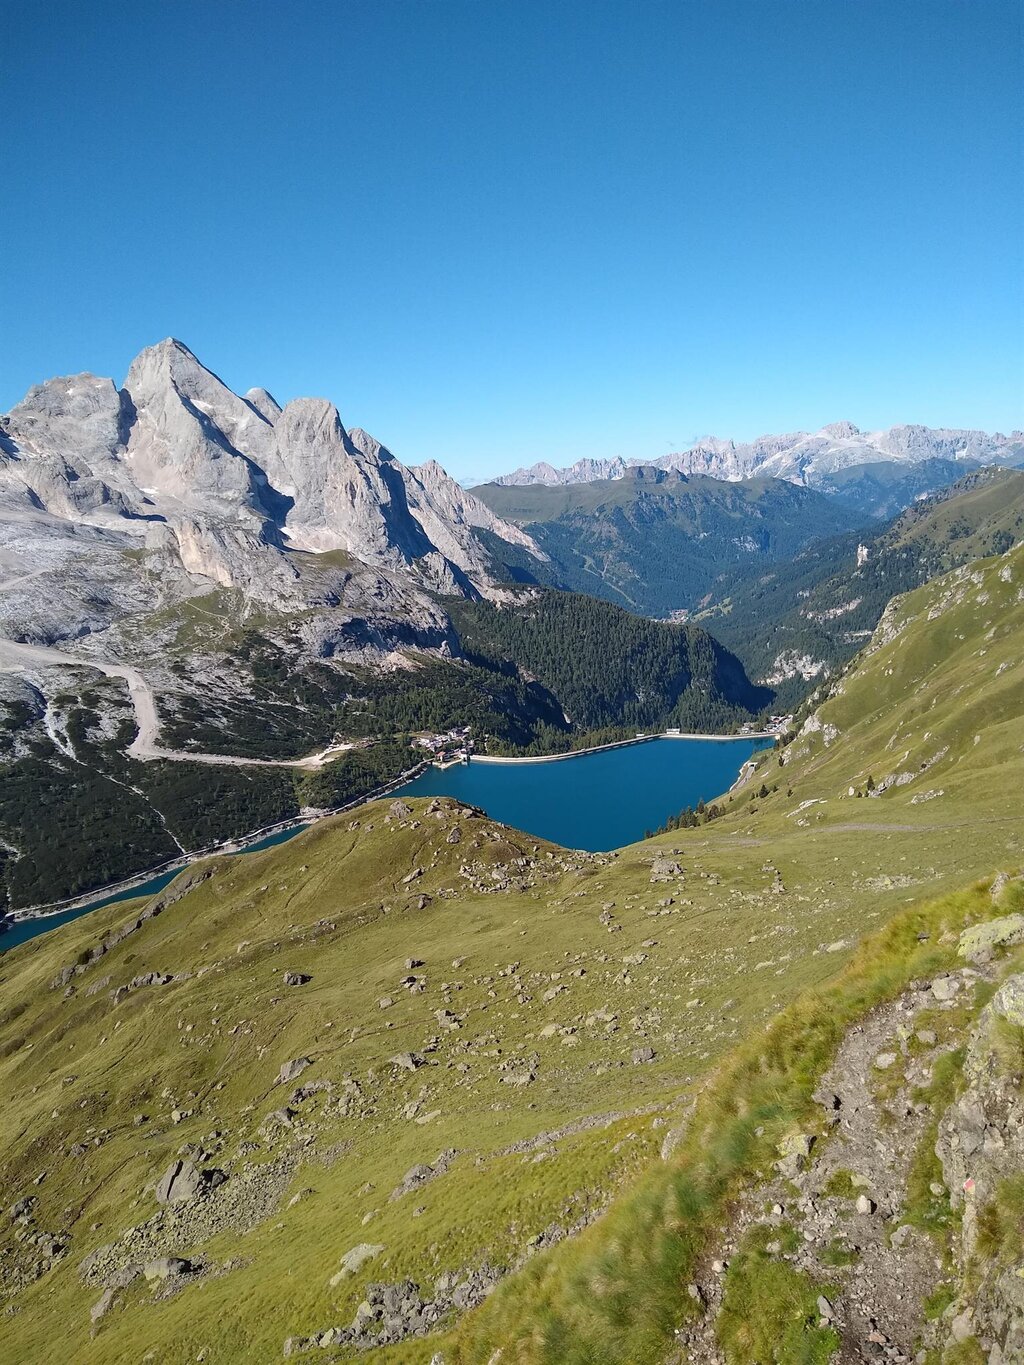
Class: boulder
631,1047,656,1065
390,1052,425,1072
650,857,682,882
143,1256,190,1282
90,1288,115,1323
931,975,961,1002
283,971,312,987
278,1057,312,1085
990,973,1024,1027
958,915,1024,963
329,1242,384,1287
154,1159,203,1205
778,1132,814,1159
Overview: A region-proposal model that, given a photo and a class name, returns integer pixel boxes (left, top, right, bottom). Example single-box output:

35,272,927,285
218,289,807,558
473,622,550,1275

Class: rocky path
0,637,351,769
672,964,989,1364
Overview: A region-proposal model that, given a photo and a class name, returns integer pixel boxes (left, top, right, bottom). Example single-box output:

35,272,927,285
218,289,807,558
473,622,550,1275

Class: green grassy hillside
0,543,1021,1363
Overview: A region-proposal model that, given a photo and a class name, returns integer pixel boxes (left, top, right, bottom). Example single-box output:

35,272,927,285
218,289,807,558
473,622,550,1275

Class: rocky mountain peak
347,427,394,463
274,397,349,454
244,387,282,423
5,372,128,465
0,342,549,627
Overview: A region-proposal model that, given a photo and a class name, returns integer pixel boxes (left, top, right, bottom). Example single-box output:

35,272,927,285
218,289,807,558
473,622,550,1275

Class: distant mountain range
474,465,863,616
487,421,1024,518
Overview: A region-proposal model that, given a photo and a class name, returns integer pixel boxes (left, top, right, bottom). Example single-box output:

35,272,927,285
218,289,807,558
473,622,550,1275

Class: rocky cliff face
0,339,545,650
490,423,1024,490
1,339,541,603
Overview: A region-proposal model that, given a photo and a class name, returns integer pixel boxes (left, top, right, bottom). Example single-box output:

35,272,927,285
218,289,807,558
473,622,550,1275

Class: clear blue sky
3,0,1021,482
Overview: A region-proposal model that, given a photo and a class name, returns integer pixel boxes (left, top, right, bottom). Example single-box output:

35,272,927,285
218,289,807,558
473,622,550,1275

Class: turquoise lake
2,737,768,952
394,736,770,852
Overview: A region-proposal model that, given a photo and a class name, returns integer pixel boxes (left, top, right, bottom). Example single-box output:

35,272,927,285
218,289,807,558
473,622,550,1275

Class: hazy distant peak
492,423,1024,489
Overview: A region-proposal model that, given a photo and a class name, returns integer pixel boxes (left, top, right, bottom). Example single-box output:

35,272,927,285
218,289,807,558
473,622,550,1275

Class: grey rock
390,1052,425,1072
277,1057,312,1086
958,914,1024,962
330,1243,385,1286
90,1287,115,1323
931,975,961,1002
154,1159,203,1205
143,1256,190,1282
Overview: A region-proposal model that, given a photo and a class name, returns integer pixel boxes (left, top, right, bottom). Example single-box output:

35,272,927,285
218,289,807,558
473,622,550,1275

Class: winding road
0,638,351,769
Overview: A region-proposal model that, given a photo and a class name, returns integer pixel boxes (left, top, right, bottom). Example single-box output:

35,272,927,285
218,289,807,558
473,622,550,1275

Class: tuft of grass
976,1174,1024,1267
942,1340,987,1364
820,1238,859,1268
923,1281,956,1320
717,1224,840,1364
822,1169,859,1200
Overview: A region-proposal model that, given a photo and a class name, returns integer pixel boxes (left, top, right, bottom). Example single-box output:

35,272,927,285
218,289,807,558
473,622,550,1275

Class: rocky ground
670,896,1024,1365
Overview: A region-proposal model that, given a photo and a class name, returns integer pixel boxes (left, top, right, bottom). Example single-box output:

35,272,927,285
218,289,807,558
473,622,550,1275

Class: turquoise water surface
394,736,769,852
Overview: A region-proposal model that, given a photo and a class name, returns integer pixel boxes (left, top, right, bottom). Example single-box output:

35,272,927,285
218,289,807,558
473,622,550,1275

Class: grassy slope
0,544,1022,1363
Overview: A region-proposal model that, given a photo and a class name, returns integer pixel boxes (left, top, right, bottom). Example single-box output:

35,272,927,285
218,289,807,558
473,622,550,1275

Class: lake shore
471,730,774,764
3,761,428,933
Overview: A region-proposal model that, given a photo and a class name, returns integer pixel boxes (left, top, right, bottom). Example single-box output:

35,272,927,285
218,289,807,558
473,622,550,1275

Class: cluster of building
738,713,792,737
414,726,473,765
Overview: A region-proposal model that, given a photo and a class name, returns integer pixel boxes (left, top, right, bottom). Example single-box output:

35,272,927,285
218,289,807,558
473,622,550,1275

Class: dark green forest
447,588,771,734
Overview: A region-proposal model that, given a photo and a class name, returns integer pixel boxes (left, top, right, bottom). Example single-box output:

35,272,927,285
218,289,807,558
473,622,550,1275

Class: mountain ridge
487,420,1024,494
0,337,543,619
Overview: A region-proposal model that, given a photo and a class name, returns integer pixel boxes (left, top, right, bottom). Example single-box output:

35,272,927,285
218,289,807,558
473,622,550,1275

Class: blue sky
3,0,1021,482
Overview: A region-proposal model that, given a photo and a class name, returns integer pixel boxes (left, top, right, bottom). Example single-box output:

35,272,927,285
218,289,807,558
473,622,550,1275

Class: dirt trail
0,637,350,769
672,965,988,1364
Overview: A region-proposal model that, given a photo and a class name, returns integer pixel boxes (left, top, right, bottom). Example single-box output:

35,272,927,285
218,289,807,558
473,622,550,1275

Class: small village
413,725,474,767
